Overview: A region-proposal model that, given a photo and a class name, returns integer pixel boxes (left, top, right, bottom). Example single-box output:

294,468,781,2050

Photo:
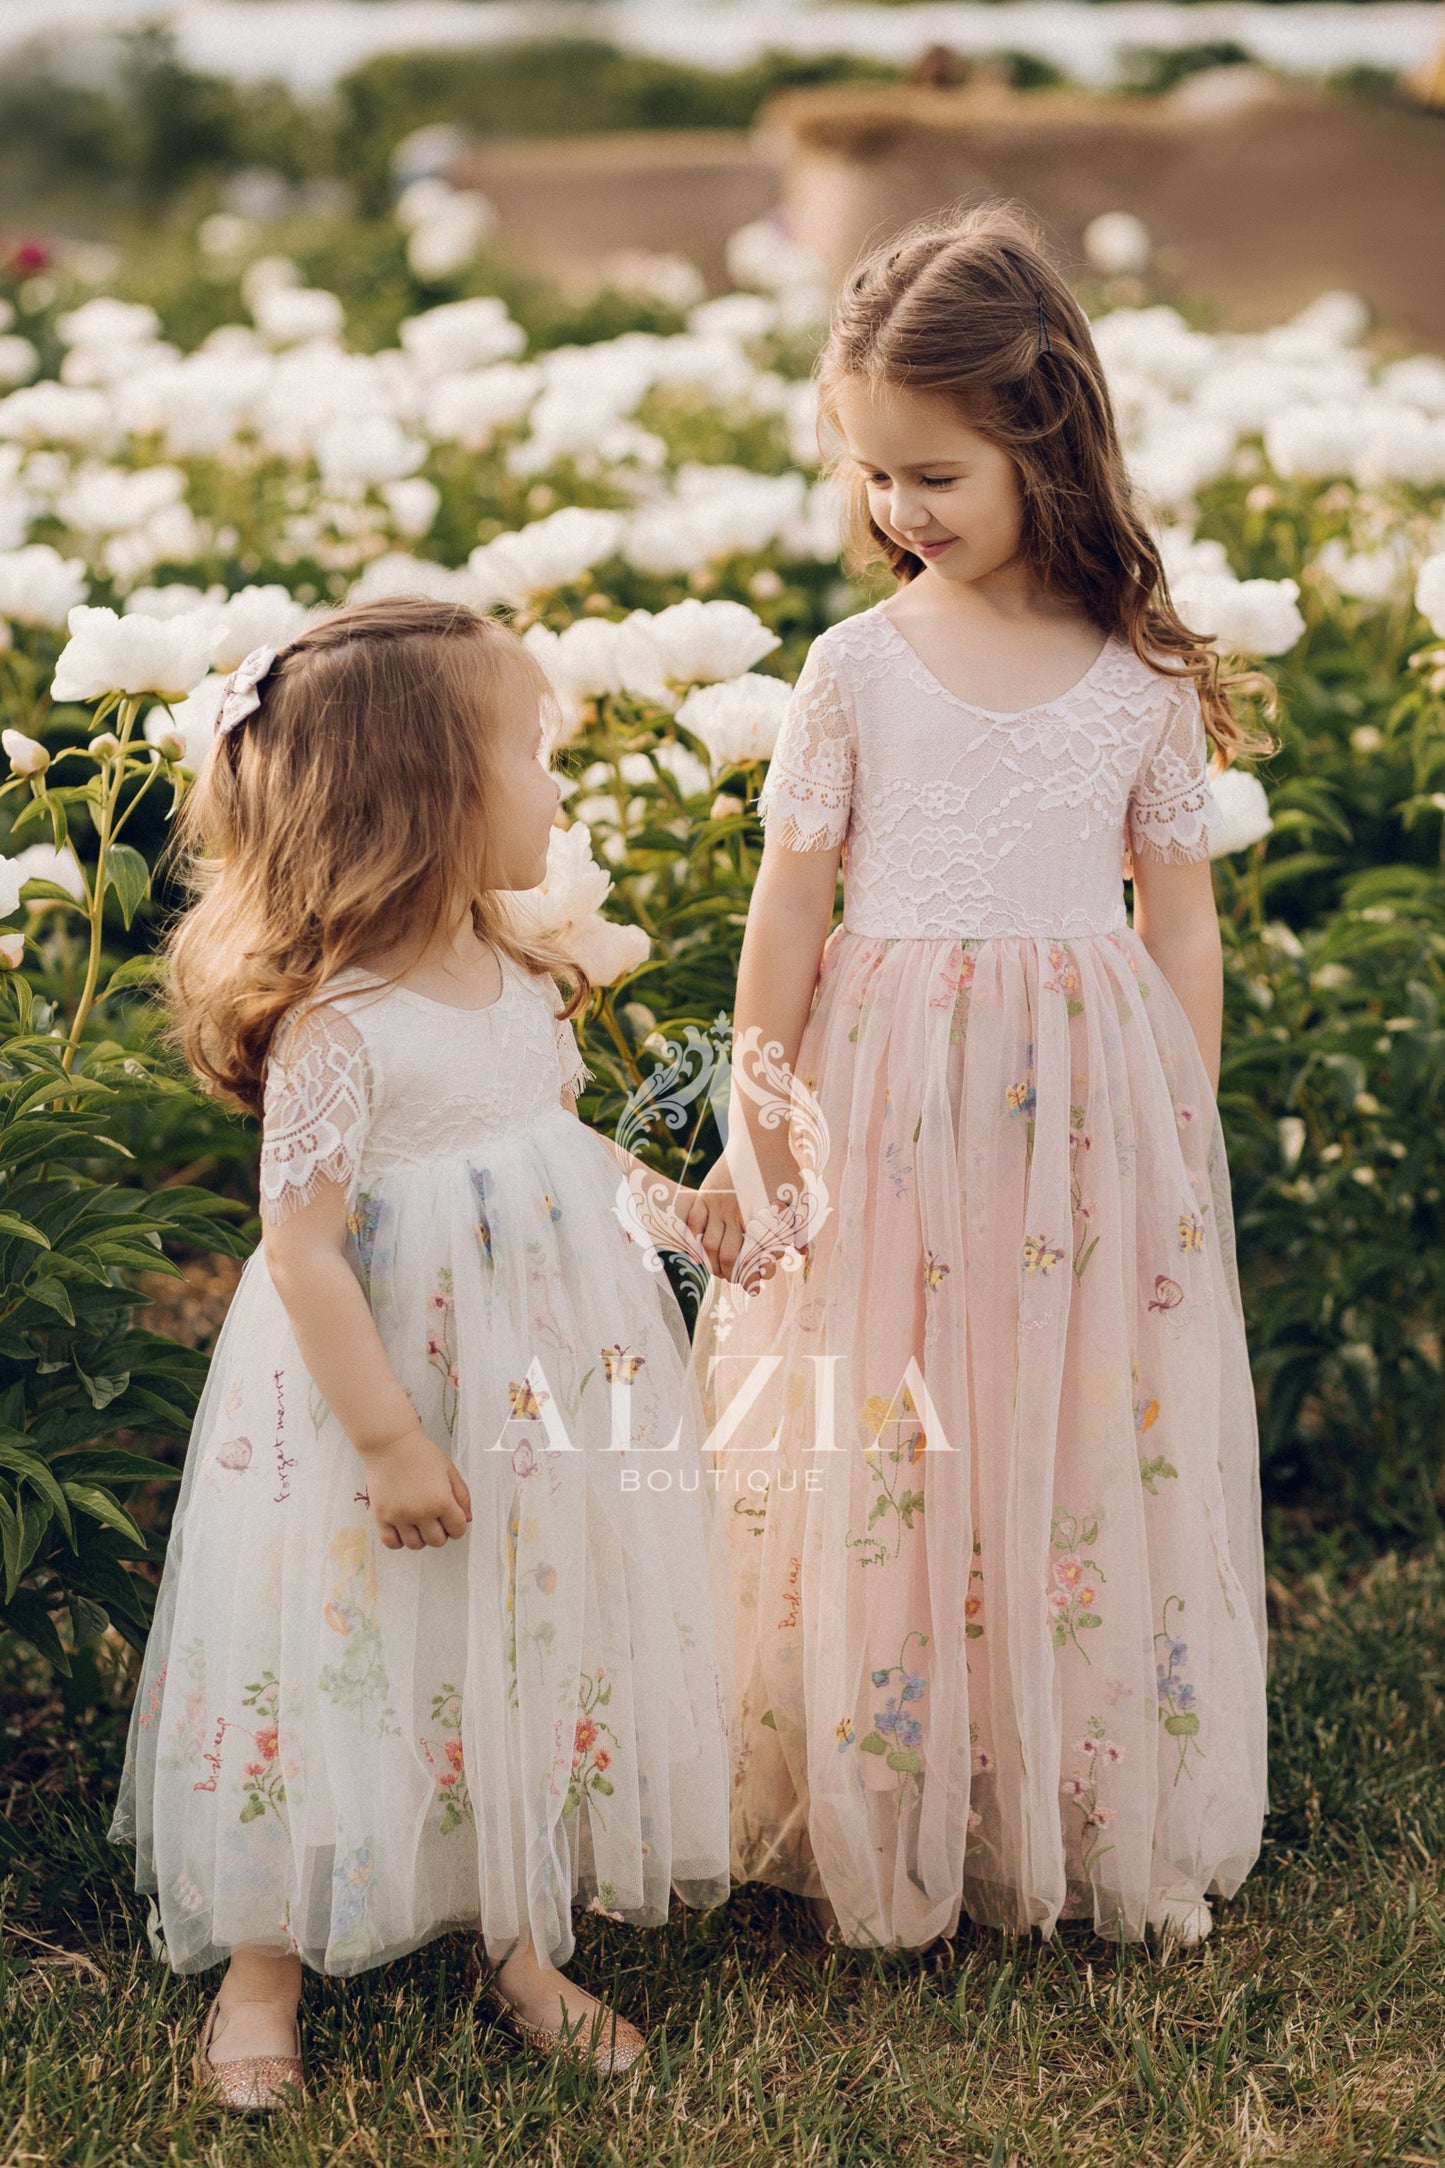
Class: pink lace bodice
258,952,592,1223
757,604,1220,940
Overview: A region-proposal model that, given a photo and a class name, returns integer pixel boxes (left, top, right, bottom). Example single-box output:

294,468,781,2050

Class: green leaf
103,843,151,930
56,1449,178,1487
758,1708,777,1731
591,1775,615,1797
97,954,164,1004
858,1731,888,1756
1,1590,70,1673
0,1212,50,1249
24,1277,75,1325
886,1749,922,1774
18,878,84,909
1076,1611,1104,1630
238,1794,265,1823
66,1593,110,1647
1164,1712,1200,1737
61,1482,146,1549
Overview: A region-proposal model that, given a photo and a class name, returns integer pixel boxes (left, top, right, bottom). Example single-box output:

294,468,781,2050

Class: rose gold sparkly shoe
194,1991,304,2112
475,1964,645,2076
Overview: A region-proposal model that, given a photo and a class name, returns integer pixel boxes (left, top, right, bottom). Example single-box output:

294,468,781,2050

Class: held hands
678,1154,806,1287
361,1424,472,1551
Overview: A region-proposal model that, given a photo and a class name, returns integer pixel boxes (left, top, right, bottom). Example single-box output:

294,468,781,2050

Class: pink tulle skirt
692,923,1268,1947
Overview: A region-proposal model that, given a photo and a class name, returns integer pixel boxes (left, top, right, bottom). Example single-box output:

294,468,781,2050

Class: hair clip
1035,290,1052,358
215,645,279,738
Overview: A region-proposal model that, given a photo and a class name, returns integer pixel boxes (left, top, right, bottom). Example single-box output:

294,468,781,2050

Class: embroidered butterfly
600,1344,644,1382
1022,1234,1064,1274
508,1379,544,1420
922,1251,951,1292
1178,1213,1205,1252
1134,1396,1160,1434
1148,1275,1184,1312
835,1716,856,1752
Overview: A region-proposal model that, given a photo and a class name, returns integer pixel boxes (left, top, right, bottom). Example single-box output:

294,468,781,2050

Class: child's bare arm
1131,850,1224,1092
690,833,840,1277
263,1183,471,1551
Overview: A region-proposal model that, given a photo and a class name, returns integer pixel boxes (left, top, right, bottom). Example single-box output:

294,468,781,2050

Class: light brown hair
818,203,1272,761
167,596,590,1117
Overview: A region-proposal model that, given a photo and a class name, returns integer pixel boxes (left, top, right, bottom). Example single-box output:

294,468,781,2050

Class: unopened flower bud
0,932,25,969
710,790,746,822
155,730,188,762
2,729,49,776
90,731,121,759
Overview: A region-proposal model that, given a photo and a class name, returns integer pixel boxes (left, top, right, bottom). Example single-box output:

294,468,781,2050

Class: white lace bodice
258,951,592,1222
757,603,1221,940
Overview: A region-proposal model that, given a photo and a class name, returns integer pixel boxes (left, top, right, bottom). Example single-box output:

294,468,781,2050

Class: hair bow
216,645,279,738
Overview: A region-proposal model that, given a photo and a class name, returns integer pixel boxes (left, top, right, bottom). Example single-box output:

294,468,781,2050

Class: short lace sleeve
259,1001,373,1224
1127,674,1222,866
757,637,855,851
555,1009,594,1101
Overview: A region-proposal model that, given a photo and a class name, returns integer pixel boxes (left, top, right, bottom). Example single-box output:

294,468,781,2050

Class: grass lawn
2,1544,1443,2167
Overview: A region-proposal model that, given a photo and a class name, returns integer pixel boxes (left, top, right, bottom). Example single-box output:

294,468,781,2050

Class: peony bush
0,204,1441,1612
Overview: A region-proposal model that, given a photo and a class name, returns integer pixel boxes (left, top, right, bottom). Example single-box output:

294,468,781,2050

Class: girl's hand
361,1425,472,1551
677,1175,749,1282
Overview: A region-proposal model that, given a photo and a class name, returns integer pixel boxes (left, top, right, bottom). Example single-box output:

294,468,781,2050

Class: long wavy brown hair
818,203,1272,761
168,596,590,1117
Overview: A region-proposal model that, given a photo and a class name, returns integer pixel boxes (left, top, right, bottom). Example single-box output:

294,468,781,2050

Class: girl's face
834,376,1027,588
490,659,563,891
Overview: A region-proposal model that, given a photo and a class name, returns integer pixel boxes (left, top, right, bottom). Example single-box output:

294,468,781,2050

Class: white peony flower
724,218,825,298
315,413,425,486
57,461,188,536
597,250,706,313
646,598,780,686
6,840,86,905
550,615,672,705
400,297,525,380
405,192,498,282
625,466,807,577
0,857,25,917
3,728,49,776
1084,212,1151,278
677,673,791,767
1208,768,1273,856
1352,409,1445,491
123,582,224,619
0,544,87,628
1416,552,1445,638
240,254,301,310
54,297,161,350
145,673,229,769
1174,571,1305,659
1263,403,1364,482
468,506,626,606
0,932,24,969
0,382,114,451
1310,538,1413,608
209,586,312,673
381,476,441,539
423,362,540,450
502,819,650,985
52,604,221,703
0,337,39,391
252,284,345,347
348,553,488,609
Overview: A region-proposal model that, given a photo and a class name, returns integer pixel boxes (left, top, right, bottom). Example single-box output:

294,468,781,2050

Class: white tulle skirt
111,1107,732,1976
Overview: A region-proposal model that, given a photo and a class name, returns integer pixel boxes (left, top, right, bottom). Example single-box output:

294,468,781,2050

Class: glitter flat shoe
479,1972,646,2076
194,1991,304,2112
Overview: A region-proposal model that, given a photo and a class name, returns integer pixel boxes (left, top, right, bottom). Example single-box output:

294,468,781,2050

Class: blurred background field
0,5,1443,2161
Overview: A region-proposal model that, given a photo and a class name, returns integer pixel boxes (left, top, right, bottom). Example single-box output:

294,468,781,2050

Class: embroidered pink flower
574,1716,599,1757
1054,1554,1084,1590
253,1726,279,1762
1061,1774,1089,1801
1087,1806,1116,1829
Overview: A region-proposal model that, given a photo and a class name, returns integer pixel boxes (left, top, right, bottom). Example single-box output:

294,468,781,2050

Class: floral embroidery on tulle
330,1842,375,1954
835,1714,856,1752
1048,1509,1106,1660
420,1685,474,1833
922,1250,950,1294
858,1630,930,1782
1148,1273,1184,1313
425,1269,460,1433
1135,1361,1178,1490
346,1191,383,1295
1155,1595,1203,1782
1178,1211,1206,1252
469,1165,495,1265
566,1671,618,1819
1044,942,1085,1017
239,1672,286,1825
1069,1102,1099,1280
318,1525,401,1737
965,1537,985,1641
1062,1716,1124,1877
847,1388,926,1567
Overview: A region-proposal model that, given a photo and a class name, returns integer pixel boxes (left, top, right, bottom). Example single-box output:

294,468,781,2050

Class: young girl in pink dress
690,209,1270,1951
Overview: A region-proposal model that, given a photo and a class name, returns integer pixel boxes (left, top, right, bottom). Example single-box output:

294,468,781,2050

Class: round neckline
386,949,520,1017
872,603,1116,720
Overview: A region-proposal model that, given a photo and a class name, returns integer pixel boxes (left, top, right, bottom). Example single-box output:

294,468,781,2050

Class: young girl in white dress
111,597,732,2104
691,209,1270,1952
